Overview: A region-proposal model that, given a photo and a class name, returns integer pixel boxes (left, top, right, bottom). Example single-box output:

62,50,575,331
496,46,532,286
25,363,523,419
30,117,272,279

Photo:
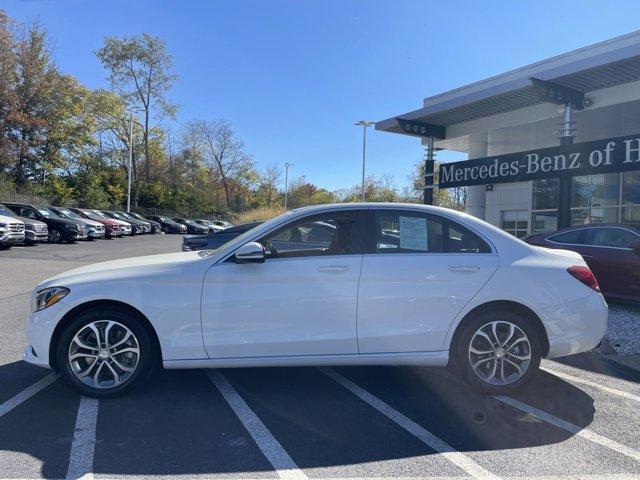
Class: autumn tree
96,33,177,180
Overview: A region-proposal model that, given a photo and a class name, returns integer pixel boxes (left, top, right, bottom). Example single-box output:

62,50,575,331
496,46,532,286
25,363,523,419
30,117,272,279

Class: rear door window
583,227,639,249
548,229,586,245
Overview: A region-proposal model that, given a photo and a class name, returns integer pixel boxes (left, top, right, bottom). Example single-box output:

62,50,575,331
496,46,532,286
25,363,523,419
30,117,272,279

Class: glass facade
530,171,640,233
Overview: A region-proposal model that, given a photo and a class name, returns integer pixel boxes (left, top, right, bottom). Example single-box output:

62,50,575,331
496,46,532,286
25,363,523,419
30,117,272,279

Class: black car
4,203,88,243
173,217,209,235
116,211,152,234
148,215,187,234
182,221,262,251
128,212,162,233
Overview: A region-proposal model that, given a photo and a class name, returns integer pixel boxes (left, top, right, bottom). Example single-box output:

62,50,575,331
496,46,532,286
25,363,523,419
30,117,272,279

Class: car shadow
551,352,640,384
0,360,596,478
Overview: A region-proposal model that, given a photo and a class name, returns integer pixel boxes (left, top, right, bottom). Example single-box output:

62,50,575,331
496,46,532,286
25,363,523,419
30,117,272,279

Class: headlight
32,287,70,312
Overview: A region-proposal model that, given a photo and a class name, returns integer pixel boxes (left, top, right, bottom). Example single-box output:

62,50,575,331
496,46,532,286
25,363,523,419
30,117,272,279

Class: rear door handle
449,265,480,273
317,265,350,273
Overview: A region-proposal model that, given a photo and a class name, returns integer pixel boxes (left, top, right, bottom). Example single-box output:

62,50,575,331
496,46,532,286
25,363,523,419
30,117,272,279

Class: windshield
0,204,16,217
57,208,82,220
82,210,102,221
37,207,58,218
200,210,294,257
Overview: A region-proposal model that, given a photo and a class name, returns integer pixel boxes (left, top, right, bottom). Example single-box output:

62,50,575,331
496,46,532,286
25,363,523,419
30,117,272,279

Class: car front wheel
453,309,542,394
55,307,156,398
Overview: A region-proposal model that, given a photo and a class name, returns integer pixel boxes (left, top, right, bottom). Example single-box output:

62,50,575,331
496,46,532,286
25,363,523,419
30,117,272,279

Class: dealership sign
439,134,640,188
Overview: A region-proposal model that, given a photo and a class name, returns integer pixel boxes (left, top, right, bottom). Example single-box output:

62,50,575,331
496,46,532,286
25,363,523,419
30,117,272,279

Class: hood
0,214,23,225
48,216,84,227
17,216,46,227
534,245,584,261
39,251,203,289
77,218,103,227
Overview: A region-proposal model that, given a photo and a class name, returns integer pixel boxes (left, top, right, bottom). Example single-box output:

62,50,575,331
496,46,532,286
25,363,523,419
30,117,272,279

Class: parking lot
1,234,640,480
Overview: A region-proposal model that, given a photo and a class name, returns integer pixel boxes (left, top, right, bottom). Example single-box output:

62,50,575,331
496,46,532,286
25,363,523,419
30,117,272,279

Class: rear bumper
543,292,608,358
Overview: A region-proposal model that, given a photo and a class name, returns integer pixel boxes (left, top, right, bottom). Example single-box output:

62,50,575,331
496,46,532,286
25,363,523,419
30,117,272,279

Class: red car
526,223,640,302
69,207,124,238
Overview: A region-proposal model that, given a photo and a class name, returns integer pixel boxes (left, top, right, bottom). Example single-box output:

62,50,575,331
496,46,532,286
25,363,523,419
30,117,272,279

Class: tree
255,163,281,207
96,33,177,180
186,119,255,210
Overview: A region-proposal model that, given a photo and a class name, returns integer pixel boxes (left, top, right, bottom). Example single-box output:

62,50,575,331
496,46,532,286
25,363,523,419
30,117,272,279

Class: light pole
284,162,294,210
354,120,375,202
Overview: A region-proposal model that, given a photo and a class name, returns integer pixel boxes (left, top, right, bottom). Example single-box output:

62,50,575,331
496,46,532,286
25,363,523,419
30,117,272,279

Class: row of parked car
0,201,234,247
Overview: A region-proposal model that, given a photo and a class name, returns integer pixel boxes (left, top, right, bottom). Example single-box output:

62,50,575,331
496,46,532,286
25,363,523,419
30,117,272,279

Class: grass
235,205,286,223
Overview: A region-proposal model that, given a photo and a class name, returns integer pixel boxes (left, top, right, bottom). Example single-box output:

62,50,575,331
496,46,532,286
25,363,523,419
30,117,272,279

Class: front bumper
0,231,25,244
23,299,72,368
25,230,48,242
87,228,106,238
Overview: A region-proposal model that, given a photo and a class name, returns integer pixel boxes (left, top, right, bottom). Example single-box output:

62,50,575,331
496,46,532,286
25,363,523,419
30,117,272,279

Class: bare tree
186,119,254,210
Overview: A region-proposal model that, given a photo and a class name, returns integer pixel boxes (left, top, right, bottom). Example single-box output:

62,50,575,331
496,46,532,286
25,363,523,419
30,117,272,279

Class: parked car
0,202,47,244
127,212,162,233
211,220,234,229
48,206,105,240
182,221,262,251
25,203,607,398
116,211,152,234
193,219,225,234
148,215,187,234
89,210,132,236
526,223,640,302
0,213,25,247
68,208,124,238
96,210,137,235
4,203,87,243
173,217,209,235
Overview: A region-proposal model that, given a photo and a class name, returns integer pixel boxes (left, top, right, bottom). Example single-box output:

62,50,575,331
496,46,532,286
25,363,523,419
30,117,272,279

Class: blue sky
4,0,640,191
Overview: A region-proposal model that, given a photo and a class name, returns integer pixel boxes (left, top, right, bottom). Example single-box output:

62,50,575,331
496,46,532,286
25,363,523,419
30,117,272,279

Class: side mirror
235,241,265,264
629,240,640,250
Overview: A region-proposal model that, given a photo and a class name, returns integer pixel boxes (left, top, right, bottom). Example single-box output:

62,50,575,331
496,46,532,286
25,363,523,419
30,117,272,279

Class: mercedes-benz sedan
24,203,607,398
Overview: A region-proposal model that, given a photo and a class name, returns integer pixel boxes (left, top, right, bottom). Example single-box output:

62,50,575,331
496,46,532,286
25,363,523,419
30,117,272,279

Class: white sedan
24,203,608,397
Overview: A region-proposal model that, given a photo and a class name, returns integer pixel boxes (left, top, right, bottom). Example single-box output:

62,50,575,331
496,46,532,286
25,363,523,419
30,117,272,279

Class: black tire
452,309,542,395
55,307,157,398
48,228,63,243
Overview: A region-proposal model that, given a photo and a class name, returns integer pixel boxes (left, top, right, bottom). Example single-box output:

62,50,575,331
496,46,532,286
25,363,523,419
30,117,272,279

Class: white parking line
541,366,640,403
0,373,57,418
319,367,501,480
494,395,640,462
206,370,308,480
66,396,99,480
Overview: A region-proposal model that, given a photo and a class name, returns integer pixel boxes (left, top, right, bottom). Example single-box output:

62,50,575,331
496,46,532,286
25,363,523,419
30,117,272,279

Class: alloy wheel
68,320,140,389
49,229,62,243
468,321,531,386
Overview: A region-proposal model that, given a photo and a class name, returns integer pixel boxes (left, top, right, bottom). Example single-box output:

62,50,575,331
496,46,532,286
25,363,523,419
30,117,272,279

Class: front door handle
317,265,350,273
449,265,480,273
582,254,593,259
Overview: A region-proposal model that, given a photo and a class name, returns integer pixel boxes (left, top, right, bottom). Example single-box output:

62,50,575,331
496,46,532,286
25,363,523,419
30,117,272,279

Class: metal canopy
376,30,640,136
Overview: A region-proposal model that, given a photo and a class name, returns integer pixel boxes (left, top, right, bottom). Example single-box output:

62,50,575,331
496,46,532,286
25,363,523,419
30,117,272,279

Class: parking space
1,235,640,479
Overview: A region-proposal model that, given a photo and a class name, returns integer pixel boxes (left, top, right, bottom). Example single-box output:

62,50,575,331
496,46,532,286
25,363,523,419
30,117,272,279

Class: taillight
567,265,600,292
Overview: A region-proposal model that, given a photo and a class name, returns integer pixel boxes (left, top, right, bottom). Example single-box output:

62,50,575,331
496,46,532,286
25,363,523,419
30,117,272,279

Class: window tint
584,228,639,248
260,211,358,258
447,222,490,253
548,229,584,245
374,211,444,253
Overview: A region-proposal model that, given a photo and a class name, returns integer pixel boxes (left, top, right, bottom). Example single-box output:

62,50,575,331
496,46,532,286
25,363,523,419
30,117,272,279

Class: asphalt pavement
1,234,639,480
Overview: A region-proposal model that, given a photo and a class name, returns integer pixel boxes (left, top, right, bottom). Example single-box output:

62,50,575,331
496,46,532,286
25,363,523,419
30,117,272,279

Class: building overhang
376,30,640,140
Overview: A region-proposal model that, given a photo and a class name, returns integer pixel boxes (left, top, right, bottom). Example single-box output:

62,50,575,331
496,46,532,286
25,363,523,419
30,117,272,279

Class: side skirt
163,350,449,370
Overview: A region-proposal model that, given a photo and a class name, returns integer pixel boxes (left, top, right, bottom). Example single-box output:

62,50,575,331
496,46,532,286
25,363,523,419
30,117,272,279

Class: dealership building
376,31,640,237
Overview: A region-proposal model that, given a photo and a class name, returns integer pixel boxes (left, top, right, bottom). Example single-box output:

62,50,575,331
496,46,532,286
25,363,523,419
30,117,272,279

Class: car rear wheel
55,307,156,398
453,309,542,394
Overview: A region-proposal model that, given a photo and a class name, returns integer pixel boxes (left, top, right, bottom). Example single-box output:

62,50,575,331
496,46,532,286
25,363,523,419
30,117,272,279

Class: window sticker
399,216,428,251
